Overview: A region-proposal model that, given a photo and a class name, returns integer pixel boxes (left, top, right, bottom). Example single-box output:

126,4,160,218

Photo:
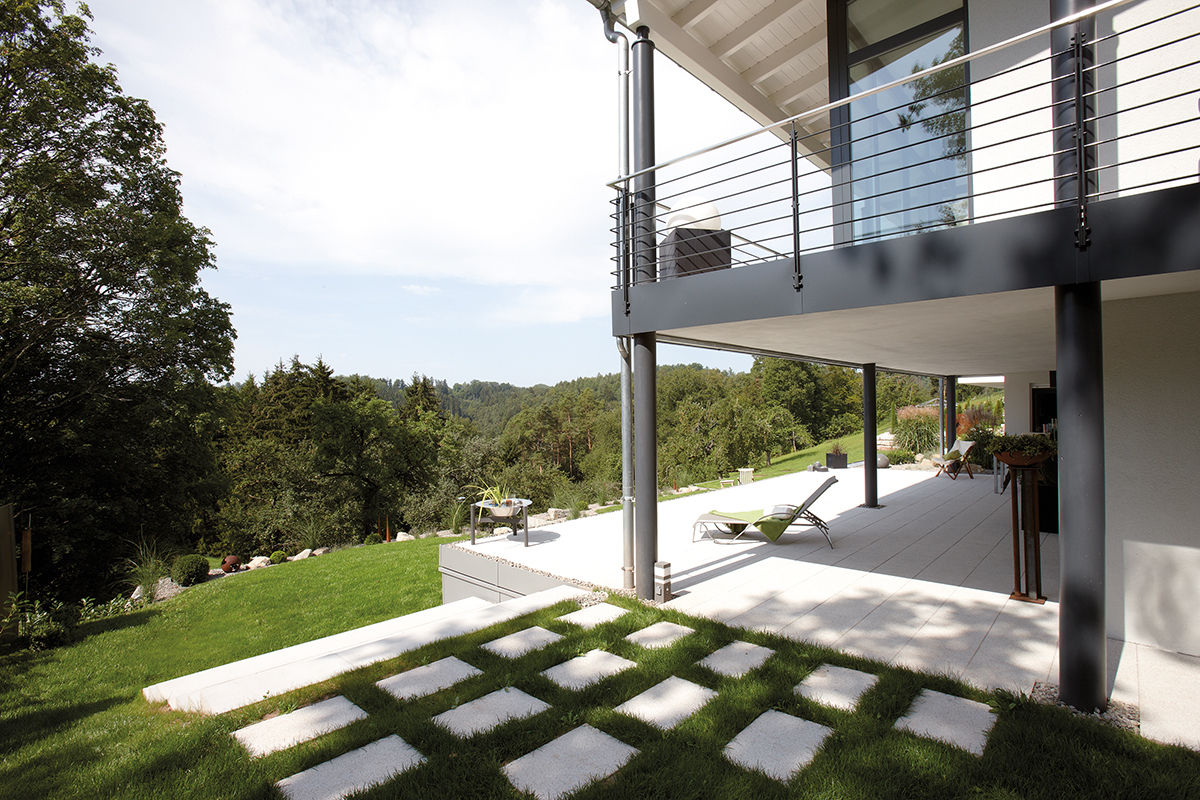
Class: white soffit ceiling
613,0,832,162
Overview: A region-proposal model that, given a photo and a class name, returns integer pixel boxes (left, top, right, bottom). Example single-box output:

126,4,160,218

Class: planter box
825,453,848,469
659,228,732,278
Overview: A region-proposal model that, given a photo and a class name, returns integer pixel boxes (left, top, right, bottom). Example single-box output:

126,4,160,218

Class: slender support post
863,363,878,508
631,27,656,286
1052,0,1105,712
633,333,657,599
945,377,957,449
631,25,658,600
938,377,946,451
789,122,803,292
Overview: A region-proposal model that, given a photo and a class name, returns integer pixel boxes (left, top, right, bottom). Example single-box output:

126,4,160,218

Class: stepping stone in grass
482,626,563,658
624,621,695,649
542,649,637,691
723,710,832,782
376,656,482,701
698,641,774,677
615,676,717,729
894,689,996,756
556,603,629,629
233,695,367,758
795,664,879,711
432,687,551,738
275,734,424,800
504,724,638,800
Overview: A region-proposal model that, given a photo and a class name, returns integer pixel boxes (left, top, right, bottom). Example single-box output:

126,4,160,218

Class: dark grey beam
946,377,957,451
863,363,878,507
612,181,1200,338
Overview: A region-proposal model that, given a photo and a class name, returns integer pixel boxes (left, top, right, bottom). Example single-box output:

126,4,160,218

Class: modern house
587,0,1200,711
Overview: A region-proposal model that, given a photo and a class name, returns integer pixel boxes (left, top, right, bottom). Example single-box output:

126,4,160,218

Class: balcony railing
609,0,1200,299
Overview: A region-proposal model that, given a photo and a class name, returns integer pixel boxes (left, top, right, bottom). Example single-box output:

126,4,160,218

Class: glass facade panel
847,25,967,242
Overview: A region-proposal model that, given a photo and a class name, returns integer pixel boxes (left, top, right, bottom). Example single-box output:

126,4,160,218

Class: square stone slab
556,602,630,629
376,656,482,701
699,641,774,677
895,689,997,756
233,695,367,758
542,649,637,690
276,734,424,800
504,724,638,800
614,676,718,729
482,626,563,658
624,621,695,650
433,687,551,738
723,710,832,782
795,664,879,711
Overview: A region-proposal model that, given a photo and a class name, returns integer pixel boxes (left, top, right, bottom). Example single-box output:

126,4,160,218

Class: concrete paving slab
233,695,366,758
432,687,551,738
723,710,832,782
504,724,638,800
556,602,629,629
895,689,996,756
625,621,695,649
542,649,637,690
275,734,424,800
482,626,563,658
376,656,482,701
148,585,585,714
1136,644,1200,750
614,676,718,729
699,641,774,677
796,664,879,711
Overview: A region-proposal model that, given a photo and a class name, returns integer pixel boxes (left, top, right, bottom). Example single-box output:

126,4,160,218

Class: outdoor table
469,499,532,547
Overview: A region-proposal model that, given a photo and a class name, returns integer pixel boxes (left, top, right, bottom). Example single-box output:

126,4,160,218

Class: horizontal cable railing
610,0,1200,293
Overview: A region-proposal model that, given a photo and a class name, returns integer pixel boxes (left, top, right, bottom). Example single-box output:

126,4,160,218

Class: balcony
608,0,1200,375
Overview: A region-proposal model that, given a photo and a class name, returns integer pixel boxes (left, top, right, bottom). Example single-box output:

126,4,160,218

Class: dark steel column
945,377,957,448
863,364,878,507
631,26,656,286
1053,0,1105,712
631,26,658,599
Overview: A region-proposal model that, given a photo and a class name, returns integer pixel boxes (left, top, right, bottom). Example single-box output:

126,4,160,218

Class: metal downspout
597,4,636,591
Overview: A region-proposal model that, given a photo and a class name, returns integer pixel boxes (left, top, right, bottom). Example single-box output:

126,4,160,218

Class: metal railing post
790,122,803,291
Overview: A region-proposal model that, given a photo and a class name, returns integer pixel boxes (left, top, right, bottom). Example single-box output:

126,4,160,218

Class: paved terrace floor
454,467,1200,749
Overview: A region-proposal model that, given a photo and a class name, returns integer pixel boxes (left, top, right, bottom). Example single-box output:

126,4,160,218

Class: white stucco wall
966,0,1198,220
967,0,1055,222
1003,371,1047,434
1104,290,1200,656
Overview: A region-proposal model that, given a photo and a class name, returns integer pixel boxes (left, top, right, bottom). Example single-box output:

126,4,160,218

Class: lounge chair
931,439,975,480
692,475,837,547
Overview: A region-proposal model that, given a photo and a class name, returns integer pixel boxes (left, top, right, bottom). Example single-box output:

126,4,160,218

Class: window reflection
848,26,968,242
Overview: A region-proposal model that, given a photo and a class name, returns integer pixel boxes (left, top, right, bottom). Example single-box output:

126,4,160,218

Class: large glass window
831,0,968,244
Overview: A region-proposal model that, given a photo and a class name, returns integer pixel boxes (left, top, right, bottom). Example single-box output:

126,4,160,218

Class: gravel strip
1031,682,1140,733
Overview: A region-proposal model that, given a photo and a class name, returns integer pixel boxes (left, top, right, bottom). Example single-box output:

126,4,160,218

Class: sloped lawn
2,536,1198,799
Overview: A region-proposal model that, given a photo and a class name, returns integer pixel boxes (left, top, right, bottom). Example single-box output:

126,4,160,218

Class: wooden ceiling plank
711,0,795,59
741,24,825,85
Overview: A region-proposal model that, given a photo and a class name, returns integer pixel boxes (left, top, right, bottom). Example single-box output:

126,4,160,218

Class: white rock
393,532,415,541
130,585,144,601
311,547,329,556
247,556,272,569
289,548,312,561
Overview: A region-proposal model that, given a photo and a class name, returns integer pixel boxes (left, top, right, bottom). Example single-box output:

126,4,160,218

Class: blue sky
86,0,758,386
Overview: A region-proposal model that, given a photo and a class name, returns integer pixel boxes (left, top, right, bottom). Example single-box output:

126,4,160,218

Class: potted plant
987,433,1057,467
825,442,848,470
472,483,523,517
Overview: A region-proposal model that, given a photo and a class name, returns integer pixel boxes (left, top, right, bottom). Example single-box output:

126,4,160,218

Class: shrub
124,537,169,601
886,448,916,464
170,554,209,587
3,594,77,651
824,412,861,439
363,532,383,545
270,550,287,565
963,425,996,467
894,406,939,453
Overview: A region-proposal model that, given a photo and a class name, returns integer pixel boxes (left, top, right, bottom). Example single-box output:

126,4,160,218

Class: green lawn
2,536,1197,799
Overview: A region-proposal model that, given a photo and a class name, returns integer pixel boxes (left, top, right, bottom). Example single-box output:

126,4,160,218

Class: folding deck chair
692,475,837,547
931,439,976,480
